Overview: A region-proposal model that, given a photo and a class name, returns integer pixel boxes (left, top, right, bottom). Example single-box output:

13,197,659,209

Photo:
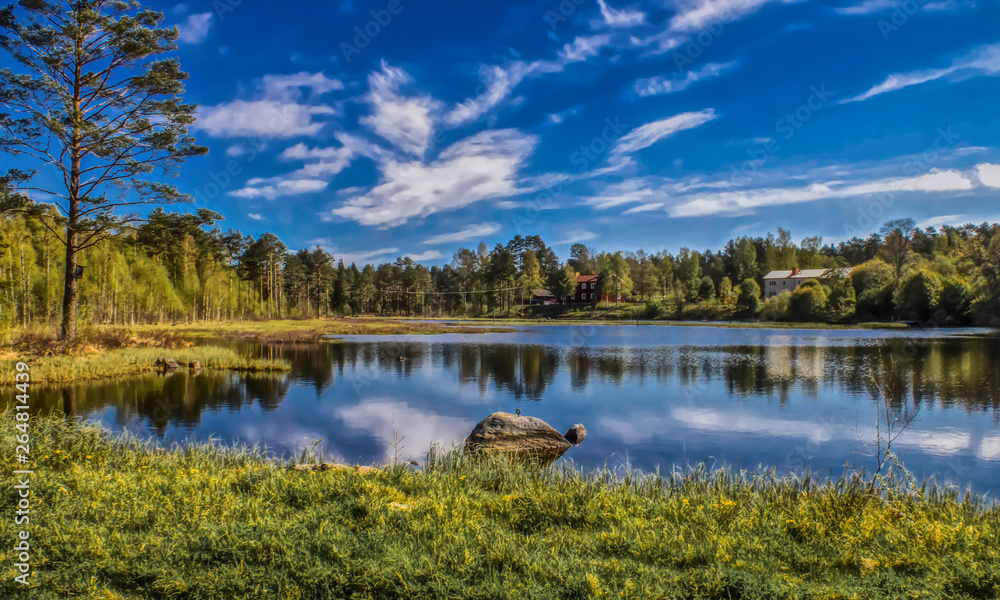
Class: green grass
128,317,514,341
1,415,997,599
0,346,289,385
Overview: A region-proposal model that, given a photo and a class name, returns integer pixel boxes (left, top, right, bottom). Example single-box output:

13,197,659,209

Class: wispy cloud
612,109,717,156
421,223,501,245
842,42,1000,103
555,229,598,245
634,62,738,96
177,12,214,44
307,239,400,266
832,0,897,15
196,72,342,138
247,213,263,221
332,129,537,227
668,0,795,32
361,62,441,157
230,177,328,201
916,214,969,229
444,65,521,127
404,250,445,262
669,170,974,217
596,0,646,27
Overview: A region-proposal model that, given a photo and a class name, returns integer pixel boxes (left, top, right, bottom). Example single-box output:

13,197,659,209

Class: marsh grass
0,346,289,384
128,318,515,342
1,415,997,599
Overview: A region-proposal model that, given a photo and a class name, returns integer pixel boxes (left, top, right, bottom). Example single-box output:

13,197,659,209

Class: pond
7,324,1000,494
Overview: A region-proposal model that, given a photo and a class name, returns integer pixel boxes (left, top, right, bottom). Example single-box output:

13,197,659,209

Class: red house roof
575,274,598,283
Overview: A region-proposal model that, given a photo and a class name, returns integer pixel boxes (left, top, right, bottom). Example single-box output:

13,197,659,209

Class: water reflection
4,326,999,492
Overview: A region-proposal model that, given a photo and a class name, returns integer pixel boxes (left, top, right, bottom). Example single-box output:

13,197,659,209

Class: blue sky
125,1,1000,263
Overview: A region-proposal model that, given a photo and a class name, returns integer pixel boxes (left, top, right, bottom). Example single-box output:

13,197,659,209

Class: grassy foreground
2,417,998,599
0,346,289,385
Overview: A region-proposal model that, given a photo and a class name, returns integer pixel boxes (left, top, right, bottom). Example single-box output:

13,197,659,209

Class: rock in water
464,412,577,464
564,423,587,445
155,357,179,371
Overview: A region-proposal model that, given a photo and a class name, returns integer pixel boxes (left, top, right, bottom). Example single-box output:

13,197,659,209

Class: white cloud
557,34,612,62
832,0,897,15
623,202,664,214
361,62,441,157
669,169,974,217
307,240,400,266
421,223,502,245
555,229,598,245
197,71,343,138
586,180,662,209
612,109,717,156
247,213,263,221
842,42,1000,103
197,100,335,138
405,250,445,262
444,65,521,127
634,61,737,96
260,72,344,101
916,214,968,229
668,0,793,32
331,129,536,227
229,177,328,201
177,12,213,44
975,162,1000,188
835,0,972,14
597,0,646,27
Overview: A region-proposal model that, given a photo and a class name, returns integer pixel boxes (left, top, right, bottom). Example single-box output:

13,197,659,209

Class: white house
762,267,854,299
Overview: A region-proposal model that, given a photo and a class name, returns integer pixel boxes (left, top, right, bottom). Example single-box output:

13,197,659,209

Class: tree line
2,2,998,336
1,207,998,329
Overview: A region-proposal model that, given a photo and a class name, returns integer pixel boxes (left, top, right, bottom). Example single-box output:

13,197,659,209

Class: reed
0,346,289,384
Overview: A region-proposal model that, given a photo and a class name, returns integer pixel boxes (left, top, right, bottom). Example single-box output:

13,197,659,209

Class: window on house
590,282,595,289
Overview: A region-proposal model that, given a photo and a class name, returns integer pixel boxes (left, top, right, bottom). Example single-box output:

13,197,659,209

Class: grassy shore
128,317,514,342
1,416,997,599
0,346,289,385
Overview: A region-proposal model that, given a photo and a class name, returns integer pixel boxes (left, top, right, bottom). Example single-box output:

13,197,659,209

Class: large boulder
464,412,583,464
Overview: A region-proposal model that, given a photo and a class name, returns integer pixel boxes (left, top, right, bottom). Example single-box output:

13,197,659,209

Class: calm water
8,324,1000,493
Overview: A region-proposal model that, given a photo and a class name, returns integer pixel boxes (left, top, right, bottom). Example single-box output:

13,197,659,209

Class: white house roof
762,267,855,280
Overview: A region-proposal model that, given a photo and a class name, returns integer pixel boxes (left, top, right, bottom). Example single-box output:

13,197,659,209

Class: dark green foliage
788,279,827,321
894,270,942,322
736,278,761,316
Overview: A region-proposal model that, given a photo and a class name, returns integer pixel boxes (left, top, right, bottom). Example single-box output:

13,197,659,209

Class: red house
565,274,619,304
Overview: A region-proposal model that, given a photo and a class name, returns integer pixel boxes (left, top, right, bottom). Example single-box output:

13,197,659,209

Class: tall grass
0,346,289,384
1,415,997,599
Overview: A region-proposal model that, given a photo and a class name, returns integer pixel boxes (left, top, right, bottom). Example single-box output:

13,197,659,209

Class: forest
1,203,998,329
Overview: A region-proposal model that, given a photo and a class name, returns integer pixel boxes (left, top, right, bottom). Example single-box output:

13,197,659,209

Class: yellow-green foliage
1,416,998,599
0,346,289,384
